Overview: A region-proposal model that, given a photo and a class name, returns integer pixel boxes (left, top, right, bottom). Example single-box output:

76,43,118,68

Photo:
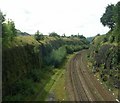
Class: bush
102,75,108,82
50,46,67,67
9,78,35,96
65,45,74,54
109,35,115,43
103,37,108,42
28,69,41,82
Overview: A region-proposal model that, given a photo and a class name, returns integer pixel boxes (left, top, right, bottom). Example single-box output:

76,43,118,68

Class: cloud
0,0,119,37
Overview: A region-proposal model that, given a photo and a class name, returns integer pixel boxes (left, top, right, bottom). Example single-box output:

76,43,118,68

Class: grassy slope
88,31,119,98
3,35,89,101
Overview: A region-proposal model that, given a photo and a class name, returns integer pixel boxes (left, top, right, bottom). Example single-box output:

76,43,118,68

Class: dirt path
66,50,118,102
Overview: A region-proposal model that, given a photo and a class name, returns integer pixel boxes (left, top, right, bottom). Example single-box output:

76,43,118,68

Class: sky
0,0,119,37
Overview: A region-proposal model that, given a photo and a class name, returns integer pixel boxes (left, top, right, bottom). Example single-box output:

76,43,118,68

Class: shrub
109,35,115,43
10,78,34,96
50,46,67,67
102,75,108,82
65,45,74,54
28,69,41,82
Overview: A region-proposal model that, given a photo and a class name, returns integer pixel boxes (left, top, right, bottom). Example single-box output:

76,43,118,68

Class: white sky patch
0,0,119,37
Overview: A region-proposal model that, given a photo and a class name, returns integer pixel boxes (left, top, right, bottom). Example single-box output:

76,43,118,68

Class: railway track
68,54,89,101
66,50,118,102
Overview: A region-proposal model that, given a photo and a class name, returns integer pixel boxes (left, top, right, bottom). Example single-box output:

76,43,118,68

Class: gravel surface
66,50,118,102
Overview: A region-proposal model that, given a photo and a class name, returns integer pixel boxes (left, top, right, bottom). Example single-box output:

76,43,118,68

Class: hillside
1,1,120,102
2,35,89,101
86,2,120,99
88,6,120,98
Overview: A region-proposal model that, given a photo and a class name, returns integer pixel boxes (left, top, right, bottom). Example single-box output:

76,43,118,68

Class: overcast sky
0,0,119,37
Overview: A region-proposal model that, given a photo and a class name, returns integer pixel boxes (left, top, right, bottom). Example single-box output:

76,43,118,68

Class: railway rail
66,50,118,102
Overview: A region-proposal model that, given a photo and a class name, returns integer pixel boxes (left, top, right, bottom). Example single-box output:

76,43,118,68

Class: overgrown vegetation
3,1,119,101
50,46,67,67
1,10,89,101
88,1,120,94
100,2,120,42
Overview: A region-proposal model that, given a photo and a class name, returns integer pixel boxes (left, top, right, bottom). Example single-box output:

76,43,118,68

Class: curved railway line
66,50,118,102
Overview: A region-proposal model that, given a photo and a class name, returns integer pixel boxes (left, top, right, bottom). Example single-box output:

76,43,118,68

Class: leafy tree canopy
114,1,120,27
49,32,60,37
100,4,115,30
2,19,16,41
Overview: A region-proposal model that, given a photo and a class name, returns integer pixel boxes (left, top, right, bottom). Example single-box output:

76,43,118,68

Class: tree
0,10,5,23
114,2,120,27
8,19,16,39
113,2,120,42
100,4,115,30
34,30,44,41
49,32,60,37
2,19,16,41
2,19,16,40
0,11,5,38
78,35,86,39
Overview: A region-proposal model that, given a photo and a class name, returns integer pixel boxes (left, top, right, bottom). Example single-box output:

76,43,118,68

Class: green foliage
113,2,120,27
100,2,120,43
3,78,35,101
65,45,85,54
2,11,90,101
103,37,108,43
113,2,120,43
2,19,16,42
27,69,41,82
100,4,115,30
34,30,44,41
109,35,115,43
0,10,5,23
65,45,74,54
34,45,40,54
50,46,67,67
49,32,60,37
102,75,108,82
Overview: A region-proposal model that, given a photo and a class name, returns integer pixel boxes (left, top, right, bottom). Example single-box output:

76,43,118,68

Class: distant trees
49,32,60,37
70,34,86,39
34,30,44,41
